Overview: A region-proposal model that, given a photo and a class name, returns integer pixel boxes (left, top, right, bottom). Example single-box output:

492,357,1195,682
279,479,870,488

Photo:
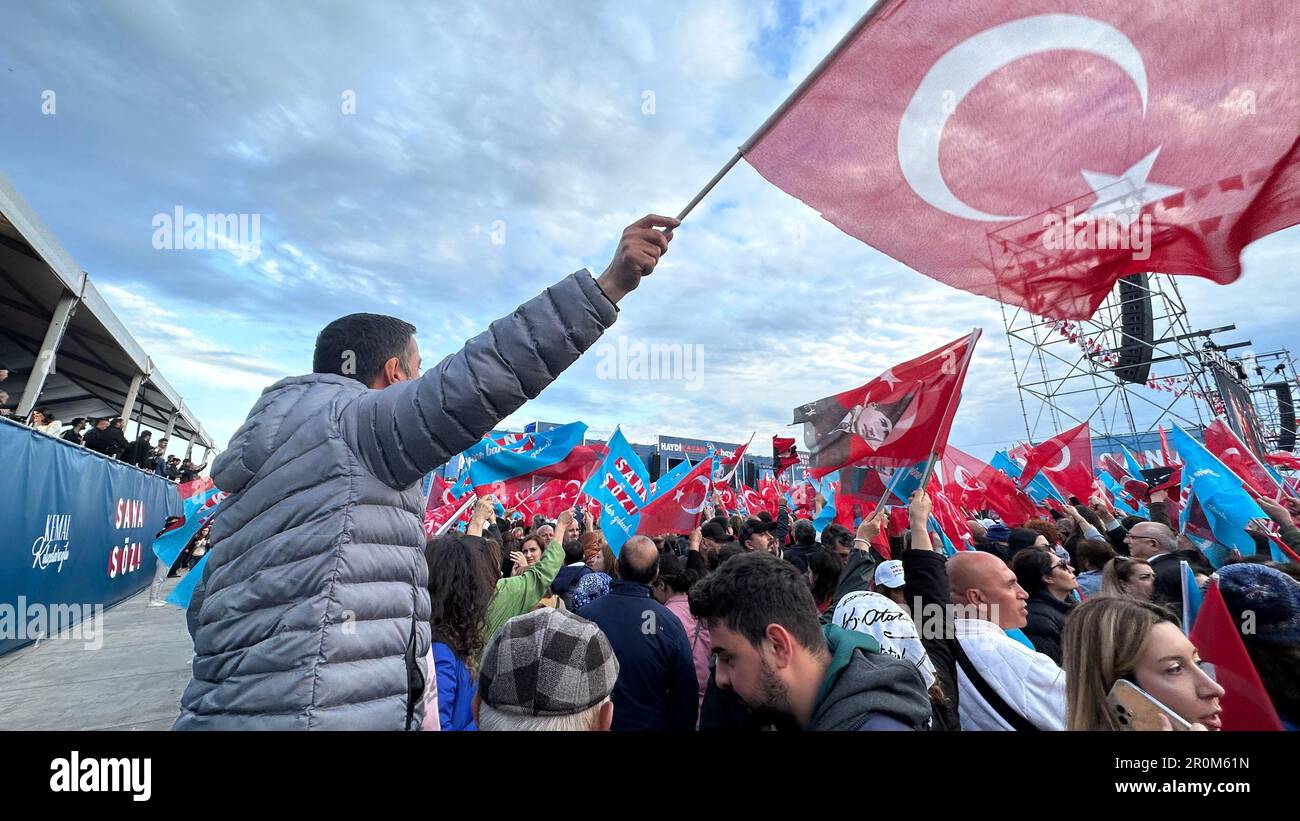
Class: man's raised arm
344,215,677,489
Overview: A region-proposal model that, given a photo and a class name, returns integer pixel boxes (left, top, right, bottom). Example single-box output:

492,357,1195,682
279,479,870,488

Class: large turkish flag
745,0,1300,319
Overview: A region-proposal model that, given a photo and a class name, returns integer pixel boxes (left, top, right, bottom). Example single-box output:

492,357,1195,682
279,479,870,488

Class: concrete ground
0,575,194,730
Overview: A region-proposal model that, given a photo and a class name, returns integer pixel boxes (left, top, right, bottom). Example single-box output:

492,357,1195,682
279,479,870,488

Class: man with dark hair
783,518,819,573
175,214,678,730
178,458,207,482
122,430,154,469
577,535,698,731
738,517,777,554
106,418,129,459
820,523,854,563
84,417,127,458
689,552,931,731
83,418,109,453
699,519,733,568
311,313,418,385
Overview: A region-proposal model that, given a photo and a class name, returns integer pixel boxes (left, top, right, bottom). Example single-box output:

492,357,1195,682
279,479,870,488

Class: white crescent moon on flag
1044,439,1072,472
954,465,982,492
897,14,1149,222
680,476,712,515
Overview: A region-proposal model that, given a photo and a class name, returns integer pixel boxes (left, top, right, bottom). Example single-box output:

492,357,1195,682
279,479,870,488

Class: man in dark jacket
690,552,931,731
122,431,154,469
85,417,127,458
577,536,698,731
783,518,819,573
1126,519,1211,611
174,214,677,731
106,418,130,458
152,438,170,477
178,459,207,482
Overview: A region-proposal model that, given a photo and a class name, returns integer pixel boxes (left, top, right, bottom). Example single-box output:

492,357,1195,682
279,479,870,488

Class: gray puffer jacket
173,270,617,730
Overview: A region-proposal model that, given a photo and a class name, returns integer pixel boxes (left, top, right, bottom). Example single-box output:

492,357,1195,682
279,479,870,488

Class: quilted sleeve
341,270,617,489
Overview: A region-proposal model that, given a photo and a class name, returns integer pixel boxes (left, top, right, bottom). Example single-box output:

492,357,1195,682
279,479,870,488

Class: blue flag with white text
582,427,649,554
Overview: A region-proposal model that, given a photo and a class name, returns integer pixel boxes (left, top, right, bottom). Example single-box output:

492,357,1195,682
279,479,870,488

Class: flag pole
674,0,893,223
435,494,478,537
917,328,983,492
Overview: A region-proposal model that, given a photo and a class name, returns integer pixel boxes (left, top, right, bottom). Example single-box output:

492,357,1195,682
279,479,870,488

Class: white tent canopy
0,174,214,453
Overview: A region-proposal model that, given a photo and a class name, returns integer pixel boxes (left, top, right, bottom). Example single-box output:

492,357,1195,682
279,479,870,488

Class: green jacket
478,540,564,663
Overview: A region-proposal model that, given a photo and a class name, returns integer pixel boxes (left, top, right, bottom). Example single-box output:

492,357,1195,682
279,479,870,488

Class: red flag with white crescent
943,446,1039,526
636,458,714,537
1018,420,1096,502
744,0,1300,320
1204,417,1284,498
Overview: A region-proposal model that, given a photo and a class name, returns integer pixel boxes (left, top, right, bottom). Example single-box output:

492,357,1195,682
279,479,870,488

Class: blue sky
1,0,1295,462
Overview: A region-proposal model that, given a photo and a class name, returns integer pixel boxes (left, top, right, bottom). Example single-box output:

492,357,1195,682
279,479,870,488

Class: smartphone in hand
1106,679,1191,731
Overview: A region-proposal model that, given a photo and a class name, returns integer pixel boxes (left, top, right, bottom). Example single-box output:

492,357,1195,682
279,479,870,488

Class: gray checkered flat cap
478,608,619,716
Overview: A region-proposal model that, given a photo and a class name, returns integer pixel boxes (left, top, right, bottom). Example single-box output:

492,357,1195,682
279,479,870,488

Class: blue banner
1172,425,1264,565
466,421,586,490
582,427,649,554
1,419,181,655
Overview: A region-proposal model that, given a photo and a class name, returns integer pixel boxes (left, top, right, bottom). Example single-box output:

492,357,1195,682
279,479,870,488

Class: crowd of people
1,363,206,482
404,482,1299,732
167,215,1298,733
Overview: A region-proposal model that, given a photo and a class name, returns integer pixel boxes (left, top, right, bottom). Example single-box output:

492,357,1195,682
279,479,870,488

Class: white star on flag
1078,147,1182,230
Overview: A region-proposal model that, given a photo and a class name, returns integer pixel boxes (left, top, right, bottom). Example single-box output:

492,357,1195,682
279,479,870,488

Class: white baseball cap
874,559,906,589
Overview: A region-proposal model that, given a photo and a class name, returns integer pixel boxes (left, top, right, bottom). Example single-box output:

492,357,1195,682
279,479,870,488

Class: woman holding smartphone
1062,596,1224,730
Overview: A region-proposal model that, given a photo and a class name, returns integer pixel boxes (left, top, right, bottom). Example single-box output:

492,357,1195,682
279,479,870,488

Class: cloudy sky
1,0,1295,463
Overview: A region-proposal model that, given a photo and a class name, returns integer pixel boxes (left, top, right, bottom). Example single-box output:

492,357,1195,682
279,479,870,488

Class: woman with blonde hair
1100,556,1155,599
1062,596,1223,730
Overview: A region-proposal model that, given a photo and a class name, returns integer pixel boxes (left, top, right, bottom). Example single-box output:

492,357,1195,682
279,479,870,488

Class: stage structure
1229,348,1299,453
985,175,1256,453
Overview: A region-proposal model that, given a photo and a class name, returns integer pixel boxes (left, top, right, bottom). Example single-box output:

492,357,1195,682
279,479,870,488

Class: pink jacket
664,594,710,710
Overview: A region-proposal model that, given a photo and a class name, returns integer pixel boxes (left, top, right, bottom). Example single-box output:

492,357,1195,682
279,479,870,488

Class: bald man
948,552,1066,731
1126,520,1212,609
576,536,699,730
